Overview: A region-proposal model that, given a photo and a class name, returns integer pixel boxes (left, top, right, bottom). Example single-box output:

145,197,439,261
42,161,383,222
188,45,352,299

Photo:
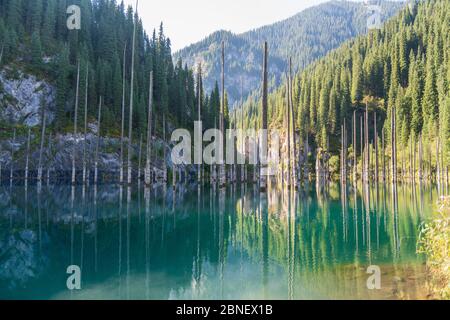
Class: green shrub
418,197,450,300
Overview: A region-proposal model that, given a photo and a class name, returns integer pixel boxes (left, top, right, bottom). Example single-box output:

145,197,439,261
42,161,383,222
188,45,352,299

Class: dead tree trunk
0,45,4,65
10,129,16,184
360,116,363,182
289,58,297,189
391,106,397,183
286,79,291,186
127,1,138,185
25,128,31,183
353,111,357,183
382,130,386,182
374,112,379,183
72,61,80,185
197,66,203,185
94,97,102,185
163,113,167,183
47,133,52,184
120,45,127,185
145,71,153,186
364,104,369,183
138,135,143,182
38,104,47,182
219,41,226,188
260,42,269,192
82,65,89,185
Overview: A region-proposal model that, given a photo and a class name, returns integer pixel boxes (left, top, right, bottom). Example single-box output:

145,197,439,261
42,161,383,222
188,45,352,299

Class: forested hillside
242,0,450,176
175,0,405,106
0,0,221,136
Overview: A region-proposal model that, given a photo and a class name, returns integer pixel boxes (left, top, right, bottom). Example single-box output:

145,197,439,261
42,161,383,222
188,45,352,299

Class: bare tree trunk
197,66,203,185
240,78,245,183
341,125,344,183
138,135,143,183
382,130,386,182
286,79,291,187
260,42,269,192
94,97,102,185
0,45,4,65
0,142,2,182
219,41,226,188
127,1,139,185
289,58,297,189
344,120,347,183
304,131,309,181
83,65,89,185
360,116,363,182
163,113,167,183
436,138,440,189
391,106,397,183
413,136,416,183
233,109,237,184
145,71,153,186
120,45,127,185
47,133,52,185
10,129,16,185
38,104,47,182
25,128,31,184
374,112,379,183
419,134,423,180
72,62,80,185
364,104,369,183
353,111,357,183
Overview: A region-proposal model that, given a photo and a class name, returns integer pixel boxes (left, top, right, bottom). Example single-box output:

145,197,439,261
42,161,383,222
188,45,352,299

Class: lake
0,182,442,300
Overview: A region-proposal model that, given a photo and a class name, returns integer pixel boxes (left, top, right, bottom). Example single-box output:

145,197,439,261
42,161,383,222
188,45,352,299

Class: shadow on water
0,182,443,300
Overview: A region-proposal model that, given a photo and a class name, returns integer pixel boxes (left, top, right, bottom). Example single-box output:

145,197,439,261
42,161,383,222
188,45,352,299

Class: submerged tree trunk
289,58,297,189
38,103,47,182
47,133,52,185
374,112,379,183
382,130,386,182
94,97,102,185
260,42,268,192
25,128,31,183
145,71,153,186
163,113,167,183
353,111,357,183
391,106,397,183
127,1,138,185
72,62,80,185
82,65,89,185
197,66,203,185
120,45,127,185
10,129,16,184
286,80,291,187
360,116,363,182
219,41,226,188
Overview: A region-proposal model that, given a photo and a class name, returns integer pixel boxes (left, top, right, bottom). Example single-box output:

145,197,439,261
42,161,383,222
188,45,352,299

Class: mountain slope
174,0,405,106
241,0,450,172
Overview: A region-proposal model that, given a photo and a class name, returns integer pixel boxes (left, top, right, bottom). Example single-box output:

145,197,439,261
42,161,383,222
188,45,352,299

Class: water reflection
0,183,441,300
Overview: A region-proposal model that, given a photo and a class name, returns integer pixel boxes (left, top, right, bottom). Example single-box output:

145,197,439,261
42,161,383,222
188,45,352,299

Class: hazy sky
122,0,405,51
122,0,337,51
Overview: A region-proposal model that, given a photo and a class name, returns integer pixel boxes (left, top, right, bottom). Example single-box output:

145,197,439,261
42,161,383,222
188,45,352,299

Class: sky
122,0,337,51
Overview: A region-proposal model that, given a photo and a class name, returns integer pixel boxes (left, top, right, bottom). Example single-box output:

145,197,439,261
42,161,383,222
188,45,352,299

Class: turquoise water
0,183,441,300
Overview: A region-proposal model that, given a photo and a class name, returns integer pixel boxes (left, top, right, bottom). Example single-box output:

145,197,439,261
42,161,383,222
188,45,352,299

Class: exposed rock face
0,67,55,127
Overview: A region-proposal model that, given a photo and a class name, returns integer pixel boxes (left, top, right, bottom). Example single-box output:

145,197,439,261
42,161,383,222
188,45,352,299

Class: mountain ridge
174,0,406,107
